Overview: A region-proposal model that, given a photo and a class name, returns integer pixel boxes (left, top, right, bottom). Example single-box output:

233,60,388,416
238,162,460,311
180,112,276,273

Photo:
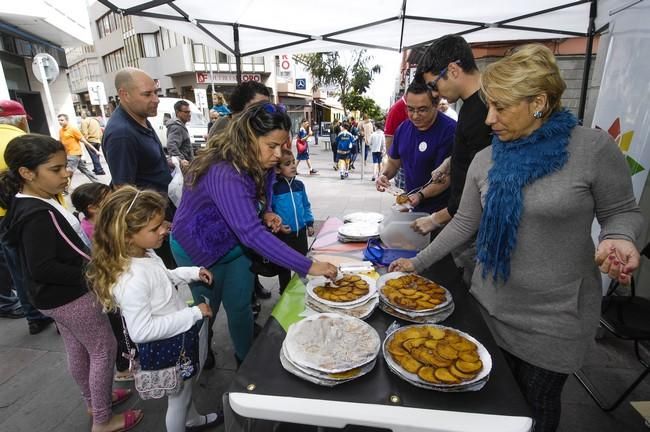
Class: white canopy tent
96,0,630,120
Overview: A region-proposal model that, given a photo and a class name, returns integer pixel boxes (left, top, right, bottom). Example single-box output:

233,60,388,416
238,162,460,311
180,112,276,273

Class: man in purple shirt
376,81,456,213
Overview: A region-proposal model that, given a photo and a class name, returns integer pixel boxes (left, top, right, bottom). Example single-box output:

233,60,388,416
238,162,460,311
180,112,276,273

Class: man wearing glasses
411,35,492,282
376,81,455,214
167,99,194,168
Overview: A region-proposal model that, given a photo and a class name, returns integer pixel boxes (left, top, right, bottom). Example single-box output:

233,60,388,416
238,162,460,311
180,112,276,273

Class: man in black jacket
166,100,194,168
412,35,493,283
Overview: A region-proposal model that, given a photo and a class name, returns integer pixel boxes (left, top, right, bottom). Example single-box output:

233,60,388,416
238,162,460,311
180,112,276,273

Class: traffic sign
296,78,307,90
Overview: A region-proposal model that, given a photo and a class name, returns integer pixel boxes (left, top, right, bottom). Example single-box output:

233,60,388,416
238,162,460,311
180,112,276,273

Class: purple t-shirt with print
388,114,456,213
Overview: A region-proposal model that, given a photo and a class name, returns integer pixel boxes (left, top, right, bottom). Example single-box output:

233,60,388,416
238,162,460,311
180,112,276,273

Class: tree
341,92,384,120
296,50,381,114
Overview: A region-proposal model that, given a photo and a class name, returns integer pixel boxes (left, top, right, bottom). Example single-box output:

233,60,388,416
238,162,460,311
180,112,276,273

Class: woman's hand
595,239,640,285
307,226,315,237
197,303,213,318
308,261,338,280
263,212,283,233
389,258,416,273
411,213,440,235
198,267,213,284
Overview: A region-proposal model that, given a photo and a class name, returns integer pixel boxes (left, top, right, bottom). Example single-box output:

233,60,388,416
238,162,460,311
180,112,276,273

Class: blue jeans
170,237,254,361
1,242,48,321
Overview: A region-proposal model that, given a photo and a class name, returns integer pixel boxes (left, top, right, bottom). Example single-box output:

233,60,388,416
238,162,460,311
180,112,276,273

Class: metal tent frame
97,0,603,121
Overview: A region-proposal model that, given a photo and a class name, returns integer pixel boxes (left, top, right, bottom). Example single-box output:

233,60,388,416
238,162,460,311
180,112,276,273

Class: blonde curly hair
86,186,167,311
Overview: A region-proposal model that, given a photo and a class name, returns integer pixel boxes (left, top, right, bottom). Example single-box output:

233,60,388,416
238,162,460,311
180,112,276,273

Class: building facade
0,0,91,136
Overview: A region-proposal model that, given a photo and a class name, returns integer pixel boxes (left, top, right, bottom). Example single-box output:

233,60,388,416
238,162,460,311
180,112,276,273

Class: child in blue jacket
335,122,356,180
272,149,315,292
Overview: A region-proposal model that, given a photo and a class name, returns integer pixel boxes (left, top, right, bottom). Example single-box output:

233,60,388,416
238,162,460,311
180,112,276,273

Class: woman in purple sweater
171,103,337,362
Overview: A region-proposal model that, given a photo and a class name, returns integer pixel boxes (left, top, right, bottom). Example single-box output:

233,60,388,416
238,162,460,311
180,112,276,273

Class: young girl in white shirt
87,186,222,432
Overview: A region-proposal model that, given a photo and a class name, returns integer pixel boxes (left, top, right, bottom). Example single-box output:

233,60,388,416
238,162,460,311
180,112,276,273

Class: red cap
0,100,32,120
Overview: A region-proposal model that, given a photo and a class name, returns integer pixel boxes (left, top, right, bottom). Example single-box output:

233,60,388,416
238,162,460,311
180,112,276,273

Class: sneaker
0,308,25,319
371,177,376,181
309,169,318,175
333,164,338,171
345,172,349,178
28,318,54,335
93,171,106,175
340,175,345,180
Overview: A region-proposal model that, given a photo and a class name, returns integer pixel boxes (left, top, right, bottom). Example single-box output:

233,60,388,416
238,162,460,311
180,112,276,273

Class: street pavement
0,141,648,431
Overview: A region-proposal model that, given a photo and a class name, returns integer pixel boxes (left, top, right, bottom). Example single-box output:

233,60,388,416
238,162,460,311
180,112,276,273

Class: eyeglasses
407,106,433,115
426,60,461,93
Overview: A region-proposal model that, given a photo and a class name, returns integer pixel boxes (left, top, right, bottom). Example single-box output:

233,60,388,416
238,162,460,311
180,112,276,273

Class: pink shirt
80,218,94,240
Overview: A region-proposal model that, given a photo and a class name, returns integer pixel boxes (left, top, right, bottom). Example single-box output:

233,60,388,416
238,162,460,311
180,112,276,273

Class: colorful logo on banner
598,117,644,176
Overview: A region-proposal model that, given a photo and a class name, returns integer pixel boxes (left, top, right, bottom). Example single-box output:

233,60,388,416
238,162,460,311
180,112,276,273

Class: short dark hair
173,100,190,113
416,35,478,80
229,82,271,113
57,113,68,120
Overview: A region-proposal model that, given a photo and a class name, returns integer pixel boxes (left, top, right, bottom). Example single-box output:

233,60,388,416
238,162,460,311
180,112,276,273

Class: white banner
87,81,107,105
591,1,650,200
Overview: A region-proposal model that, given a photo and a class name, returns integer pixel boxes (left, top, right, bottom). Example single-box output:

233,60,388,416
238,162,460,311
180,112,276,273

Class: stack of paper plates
281,313,380,386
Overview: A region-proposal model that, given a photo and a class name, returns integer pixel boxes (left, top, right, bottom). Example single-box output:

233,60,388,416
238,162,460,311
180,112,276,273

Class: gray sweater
413,126,643,373
166,120,194,161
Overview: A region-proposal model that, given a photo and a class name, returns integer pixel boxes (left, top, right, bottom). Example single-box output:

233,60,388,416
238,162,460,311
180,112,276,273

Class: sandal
112,388,132,407
116,410,144,432
185,411,224,431
87,389,133,415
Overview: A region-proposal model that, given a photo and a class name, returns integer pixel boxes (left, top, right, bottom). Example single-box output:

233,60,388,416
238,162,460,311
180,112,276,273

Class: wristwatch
417,191,425,201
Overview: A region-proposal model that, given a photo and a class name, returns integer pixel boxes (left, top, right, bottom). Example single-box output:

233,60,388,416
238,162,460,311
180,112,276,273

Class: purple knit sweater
172,162,312,275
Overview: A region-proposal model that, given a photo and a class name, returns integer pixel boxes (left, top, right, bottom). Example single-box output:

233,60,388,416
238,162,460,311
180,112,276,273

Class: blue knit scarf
476,109,578,282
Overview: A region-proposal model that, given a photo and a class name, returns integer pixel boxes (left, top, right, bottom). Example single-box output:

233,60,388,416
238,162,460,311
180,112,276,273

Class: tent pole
578,0,597,123
234,23,242,84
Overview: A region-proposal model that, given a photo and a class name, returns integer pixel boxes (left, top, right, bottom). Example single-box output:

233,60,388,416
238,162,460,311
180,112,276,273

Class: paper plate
382,324,492,391
281,341,377,382
306,275,377,308
378,298,454,324
343,212,385,224
377,272,452,314
284,313,380,373
306,294,379,320
338,222,380,239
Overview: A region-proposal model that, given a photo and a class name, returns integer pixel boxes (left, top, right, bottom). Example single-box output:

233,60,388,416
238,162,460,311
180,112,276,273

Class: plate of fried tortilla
382,324,492,391
307,274,377,308
377,272,452,315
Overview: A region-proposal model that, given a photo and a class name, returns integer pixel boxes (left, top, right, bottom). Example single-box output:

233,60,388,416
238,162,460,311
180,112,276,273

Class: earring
533,110,543,119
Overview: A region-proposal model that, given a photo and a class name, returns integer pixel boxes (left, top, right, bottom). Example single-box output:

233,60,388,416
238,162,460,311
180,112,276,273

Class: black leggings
501,349,568,432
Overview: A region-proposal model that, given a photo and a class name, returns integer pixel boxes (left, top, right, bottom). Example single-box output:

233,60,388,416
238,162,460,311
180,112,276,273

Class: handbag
122,317,200,400
296,138,307,154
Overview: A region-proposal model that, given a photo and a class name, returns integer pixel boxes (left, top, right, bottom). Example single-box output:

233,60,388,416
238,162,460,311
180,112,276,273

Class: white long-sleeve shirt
113,250,203,344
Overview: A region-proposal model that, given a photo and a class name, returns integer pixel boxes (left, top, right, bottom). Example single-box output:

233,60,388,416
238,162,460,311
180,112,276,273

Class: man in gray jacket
166,99,194,168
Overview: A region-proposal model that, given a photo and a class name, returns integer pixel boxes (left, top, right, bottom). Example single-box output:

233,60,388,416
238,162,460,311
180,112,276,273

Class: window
192,44,205,63
102,48,127,73
96,12,121,39
140,33,158,58
218,51,228,63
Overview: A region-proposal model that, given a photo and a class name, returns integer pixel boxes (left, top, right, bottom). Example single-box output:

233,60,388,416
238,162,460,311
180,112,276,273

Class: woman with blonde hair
390,44,642,431
170,102,337,363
